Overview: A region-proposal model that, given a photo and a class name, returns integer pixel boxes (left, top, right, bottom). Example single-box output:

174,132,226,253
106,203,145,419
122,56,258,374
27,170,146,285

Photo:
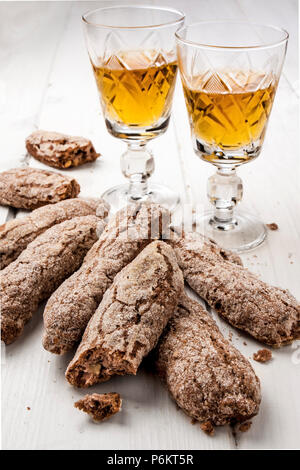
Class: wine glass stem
121,141,154,202
207,166,243,230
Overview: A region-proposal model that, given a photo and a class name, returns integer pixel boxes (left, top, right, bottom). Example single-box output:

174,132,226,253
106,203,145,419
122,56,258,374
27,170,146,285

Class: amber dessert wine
93,50,178,137
182,71,277,164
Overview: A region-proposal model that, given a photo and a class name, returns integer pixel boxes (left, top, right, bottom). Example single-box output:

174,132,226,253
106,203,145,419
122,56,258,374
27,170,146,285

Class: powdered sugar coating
1,215,103,344
74,393,122,422
155,294,261,426
0,198,109,269
43,203,170,355
65,241,184,388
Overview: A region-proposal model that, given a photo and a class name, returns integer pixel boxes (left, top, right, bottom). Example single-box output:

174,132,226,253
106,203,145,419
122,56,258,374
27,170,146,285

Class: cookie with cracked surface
155,295,261,428
0,198,109,269
43,202,170,355
65,241,184,388
74,393,122,422
26,130,100,169
1,215,104,345
0,167,80,210
169,230,300,347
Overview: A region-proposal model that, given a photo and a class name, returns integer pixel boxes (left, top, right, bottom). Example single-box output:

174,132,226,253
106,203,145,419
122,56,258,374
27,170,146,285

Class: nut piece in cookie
26,130,100,169
74,393,122,422
65,241,184,387
253,349,272,363
155,295,261,427
0,167,80,210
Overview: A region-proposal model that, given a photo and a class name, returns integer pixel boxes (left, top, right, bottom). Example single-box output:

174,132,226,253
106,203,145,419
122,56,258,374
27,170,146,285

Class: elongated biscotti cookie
0,198,109,269
169,231,300,347
0,167,80,209
43,202,170,355
155,295,261,429
26,130,100,169
65,241,184,388
1,216,104,345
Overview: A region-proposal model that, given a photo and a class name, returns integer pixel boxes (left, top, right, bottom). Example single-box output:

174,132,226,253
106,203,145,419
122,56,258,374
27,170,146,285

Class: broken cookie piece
1,216,104,344
169,230,300,348
155,295,261,427
0,198,109,269
65,241,184,387
0,167,80,210
200,421,214,436
43,203,170,355
253,349,272,363
74,393,122,422
266,223,278,231
26,130,100,169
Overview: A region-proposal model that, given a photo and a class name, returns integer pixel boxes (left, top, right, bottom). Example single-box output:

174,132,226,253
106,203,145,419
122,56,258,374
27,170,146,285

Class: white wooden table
1,0,299,450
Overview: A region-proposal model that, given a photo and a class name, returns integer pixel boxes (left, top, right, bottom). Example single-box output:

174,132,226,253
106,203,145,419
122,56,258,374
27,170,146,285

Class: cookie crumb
239,421,252,432
243,341,247,346
191,418,197,425
253,349,272,363
26,407,31,411
200,421,214,436
266,223,278,231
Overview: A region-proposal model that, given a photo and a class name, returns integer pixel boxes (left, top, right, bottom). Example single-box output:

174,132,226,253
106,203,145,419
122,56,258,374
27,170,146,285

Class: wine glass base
194,211,267,253
101,182,180,213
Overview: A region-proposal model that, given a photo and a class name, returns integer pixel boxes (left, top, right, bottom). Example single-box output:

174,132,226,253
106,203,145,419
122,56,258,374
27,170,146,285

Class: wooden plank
0,2,71,224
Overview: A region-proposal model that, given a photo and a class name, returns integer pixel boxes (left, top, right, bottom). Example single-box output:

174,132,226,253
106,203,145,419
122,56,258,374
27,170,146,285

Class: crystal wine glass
176,21,288,251
82,5,185,212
